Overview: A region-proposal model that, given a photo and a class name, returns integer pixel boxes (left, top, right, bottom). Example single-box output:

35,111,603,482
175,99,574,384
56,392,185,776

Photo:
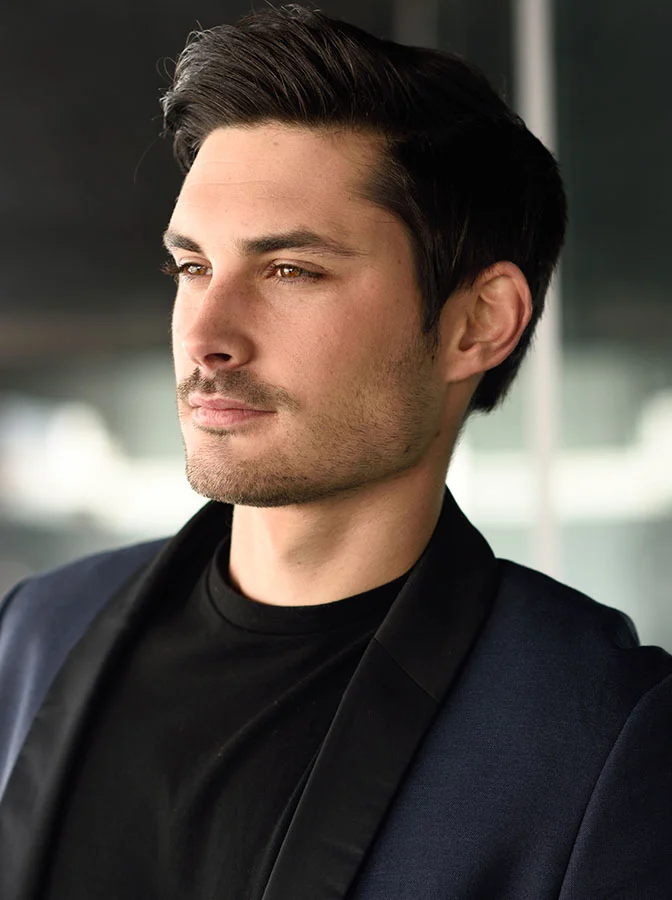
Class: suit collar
0,488,497,900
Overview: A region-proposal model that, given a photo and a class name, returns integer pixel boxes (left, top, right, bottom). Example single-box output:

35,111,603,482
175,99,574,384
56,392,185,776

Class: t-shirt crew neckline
207,537,411,636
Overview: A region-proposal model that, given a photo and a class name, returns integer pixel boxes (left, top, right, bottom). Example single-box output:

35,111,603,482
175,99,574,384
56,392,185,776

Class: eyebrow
162,228,366,259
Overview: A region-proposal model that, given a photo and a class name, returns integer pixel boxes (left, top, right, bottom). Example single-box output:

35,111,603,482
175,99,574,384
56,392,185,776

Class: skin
166,123,531,606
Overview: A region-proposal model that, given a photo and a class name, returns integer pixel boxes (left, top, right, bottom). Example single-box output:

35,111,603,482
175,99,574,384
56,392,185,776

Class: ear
439,261,532,386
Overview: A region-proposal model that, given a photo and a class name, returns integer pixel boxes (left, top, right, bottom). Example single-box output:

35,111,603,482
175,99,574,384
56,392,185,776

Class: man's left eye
270,264,322,281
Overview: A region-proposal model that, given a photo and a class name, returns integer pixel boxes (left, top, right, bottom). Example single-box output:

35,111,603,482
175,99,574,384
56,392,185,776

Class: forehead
170,124,399,239
191,123,380,182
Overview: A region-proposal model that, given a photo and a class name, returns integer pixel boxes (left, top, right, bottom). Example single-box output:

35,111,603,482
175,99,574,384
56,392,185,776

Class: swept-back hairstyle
161,4,566,412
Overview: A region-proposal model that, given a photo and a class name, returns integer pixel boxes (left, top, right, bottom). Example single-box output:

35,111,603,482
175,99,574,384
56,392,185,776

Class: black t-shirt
43,534,410,900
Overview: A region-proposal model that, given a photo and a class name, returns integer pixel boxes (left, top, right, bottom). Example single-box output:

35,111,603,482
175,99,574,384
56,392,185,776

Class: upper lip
188,393,269,412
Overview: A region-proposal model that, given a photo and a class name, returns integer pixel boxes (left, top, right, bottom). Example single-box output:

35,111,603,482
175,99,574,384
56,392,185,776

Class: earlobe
445,262,532,384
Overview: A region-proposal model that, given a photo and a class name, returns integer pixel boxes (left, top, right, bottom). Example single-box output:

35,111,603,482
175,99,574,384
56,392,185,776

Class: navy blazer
1,490,671,899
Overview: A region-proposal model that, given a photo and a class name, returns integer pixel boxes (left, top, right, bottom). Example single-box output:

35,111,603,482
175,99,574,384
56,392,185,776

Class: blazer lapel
0,499,232,900
261,489,499,900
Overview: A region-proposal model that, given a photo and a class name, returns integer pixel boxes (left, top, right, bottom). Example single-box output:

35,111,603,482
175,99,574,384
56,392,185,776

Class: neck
227,469,447,607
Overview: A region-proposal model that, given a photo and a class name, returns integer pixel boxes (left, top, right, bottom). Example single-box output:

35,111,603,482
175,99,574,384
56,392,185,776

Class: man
1,5,670,899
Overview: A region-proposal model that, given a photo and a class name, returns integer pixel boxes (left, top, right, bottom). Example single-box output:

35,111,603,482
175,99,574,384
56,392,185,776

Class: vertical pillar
393,0,562,575
513,0,562,577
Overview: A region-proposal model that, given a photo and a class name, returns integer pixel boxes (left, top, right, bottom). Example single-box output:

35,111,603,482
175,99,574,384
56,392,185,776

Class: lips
188,393,265,412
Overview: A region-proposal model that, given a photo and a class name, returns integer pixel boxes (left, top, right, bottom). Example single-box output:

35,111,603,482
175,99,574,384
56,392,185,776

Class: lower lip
192,406,273,427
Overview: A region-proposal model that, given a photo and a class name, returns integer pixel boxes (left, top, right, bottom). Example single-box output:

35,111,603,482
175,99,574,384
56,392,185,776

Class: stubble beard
183,328,441,508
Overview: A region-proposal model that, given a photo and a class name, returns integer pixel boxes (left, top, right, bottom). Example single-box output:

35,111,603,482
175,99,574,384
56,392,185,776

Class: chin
185,460,370,508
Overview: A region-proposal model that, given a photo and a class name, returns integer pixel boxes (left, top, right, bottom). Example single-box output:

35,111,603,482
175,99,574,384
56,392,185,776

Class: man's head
161,5,566,507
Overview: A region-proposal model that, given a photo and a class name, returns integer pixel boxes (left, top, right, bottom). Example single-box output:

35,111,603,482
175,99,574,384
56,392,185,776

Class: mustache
176,369,298,410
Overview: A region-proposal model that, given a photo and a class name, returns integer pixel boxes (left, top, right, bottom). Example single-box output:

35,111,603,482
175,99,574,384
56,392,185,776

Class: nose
174,281,255,378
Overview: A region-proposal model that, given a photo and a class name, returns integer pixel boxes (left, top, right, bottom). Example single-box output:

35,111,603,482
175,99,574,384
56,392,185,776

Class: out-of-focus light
0,390,671,540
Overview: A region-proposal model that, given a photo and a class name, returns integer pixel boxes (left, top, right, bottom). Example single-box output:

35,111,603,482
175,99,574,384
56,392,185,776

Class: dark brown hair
161,4,567,412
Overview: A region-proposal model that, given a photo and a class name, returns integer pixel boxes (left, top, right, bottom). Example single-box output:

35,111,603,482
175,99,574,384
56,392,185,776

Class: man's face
168,123,449,507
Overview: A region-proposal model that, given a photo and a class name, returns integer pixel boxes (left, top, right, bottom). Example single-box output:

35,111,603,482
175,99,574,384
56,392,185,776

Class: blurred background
0,0,670,649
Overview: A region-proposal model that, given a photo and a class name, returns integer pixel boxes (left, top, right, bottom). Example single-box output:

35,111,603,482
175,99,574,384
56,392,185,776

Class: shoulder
494,559,643,650
0,537,169,634
467,558,672,733
0,538,171,795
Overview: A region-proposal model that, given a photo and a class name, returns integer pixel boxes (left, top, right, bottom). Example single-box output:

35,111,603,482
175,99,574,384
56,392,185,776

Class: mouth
189,402,274,429
187,393,270,412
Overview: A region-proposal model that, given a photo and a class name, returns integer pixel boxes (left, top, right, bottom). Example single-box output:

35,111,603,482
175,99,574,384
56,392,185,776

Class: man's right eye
160,260,212,283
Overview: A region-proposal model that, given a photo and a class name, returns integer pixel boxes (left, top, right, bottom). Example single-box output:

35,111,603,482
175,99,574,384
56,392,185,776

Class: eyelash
160,260,323,285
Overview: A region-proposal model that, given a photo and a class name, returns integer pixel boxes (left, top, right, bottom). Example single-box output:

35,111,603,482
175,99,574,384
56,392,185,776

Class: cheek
287,315,399,403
